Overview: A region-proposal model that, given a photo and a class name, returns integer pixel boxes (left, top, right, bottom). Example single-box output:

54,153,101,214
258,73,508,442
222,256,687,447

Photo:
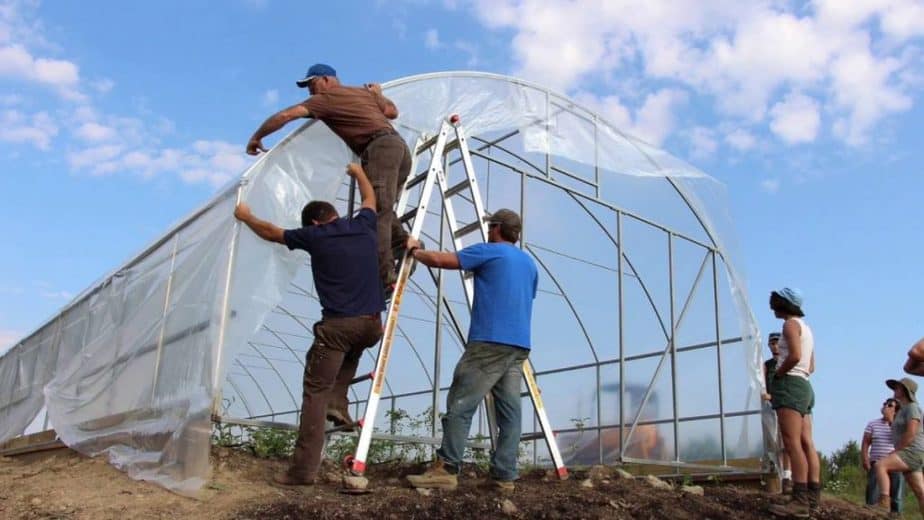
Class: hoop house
0,72,764,495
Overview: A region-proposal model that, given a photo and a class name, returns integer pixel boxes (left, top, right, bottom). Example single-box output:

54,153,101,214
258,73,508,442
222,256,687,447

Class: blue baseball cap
296,63,337,88
776,287,803,309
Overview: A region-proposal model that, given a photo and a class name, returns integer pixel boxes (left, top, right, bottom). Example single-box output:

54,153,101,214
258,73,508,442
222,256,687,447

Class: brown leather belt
368,127,399,142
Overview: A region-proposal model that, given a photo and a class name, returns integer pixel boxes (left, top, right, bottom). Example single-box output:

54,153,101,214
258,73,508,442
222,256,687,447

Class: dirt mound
0,447,883,519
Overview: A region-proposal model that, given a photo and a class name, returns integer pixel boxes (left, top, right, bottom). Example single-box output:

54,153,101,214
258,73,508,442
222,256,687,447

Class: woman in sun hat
767,288,820,518
872,377,924,514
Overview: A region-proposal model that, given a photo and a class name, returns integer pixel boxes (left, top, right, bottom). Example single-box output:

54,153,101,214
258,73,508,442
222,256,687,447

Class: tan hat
887,377,919,403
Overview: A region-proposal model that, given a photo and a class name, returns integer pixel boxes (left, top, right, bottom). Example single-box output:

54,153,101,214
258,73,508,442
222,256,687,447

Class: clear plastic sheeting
0,72,764,495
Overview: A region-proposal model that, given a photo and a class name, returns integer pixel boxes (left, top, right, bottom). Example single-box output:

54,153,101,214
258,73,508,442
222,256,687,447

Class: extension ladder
346,115,568,480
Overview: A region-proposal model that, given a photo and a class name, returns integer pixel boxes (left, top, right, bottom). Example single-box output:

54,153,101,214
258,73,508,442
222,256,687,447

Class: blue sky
0,0,922,454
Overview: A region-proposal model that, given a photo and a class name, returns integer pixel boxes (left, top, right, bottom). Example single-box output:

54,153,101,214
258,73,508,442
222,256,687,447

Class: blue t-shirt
283,208,384,318
457,242,538,349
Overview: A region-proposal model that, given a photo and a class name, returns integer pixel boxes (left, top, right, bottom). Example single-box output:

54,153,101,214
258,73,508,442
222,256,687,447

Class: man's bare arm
234,203,285,244
247,103,312,155
860,432,872,470
346,163,376,212
406,237,459,269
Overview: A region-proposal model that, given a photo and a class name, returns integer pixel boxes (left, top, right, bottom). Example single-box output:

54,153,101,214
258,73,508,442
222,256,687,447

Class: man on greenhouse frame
245,63,411,297
233,163,384,487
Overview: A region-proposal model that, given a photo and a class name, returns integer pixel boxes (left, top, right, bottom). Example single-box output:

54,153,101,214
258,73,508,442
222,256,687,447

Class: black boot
769,482,810,518
807,481,821,512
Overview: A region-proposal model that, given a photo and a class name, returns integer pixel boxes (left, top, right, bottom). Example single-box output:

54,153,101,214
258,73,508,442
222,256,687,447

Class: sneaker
326,406,354,431
406,459,458,490
272,471,315,487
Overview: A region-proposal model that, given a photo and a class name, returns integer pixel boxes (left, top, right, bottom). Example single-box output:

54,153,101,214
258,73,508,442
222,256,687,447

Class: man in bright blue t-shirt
405,209,537,492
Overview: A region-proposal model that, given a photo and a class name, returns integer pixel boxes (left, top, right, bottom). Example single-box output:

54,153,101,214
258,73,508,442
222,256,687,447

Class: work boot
877,494,890,510
490,479,515,493
326,406,354,431
807,482,821,512
406,459,458,490
781,478,793,495
769,483,810,518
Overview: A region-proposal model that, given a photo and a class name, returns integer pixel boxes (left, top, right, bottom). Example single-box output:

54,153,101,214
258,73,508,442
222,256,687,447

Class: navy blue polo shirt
283,208,384,317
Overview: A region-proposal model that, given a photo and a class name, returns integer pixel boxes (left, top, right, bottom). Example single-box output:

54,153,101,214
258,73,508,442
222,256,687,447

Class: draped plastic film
0,72,764,494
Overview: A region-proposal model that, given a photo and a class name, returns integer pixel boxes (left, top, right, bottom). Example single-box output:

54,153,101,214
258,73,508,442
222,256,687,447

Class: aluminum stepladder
347,115,568,480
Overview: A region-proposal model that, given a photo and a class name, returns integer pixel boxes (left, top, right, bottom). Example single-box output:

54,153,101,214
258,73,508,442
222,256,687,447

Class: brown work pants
360,133,412,286
288,315,383,481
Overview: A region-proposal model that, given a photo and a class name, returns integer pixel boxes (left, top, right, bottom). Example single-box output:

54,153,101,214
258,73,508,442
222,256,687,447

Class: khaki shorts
897,448,924,472
770,374,814,416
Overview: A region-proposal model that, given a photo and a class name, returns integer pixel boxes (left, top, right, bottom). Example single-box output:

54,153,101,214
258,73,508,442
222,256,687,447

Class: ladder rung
520,432,545,442
453,221,482,239
399,208,419,225
415,134,440,154
404,171,429,190
520,391,531,397
444,180,471,198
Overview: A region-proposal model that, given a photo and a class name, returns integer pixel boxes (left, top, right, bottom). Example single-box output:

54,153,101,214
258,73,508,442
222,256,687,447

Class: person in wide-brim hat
870,376,924,513
767,287,820,517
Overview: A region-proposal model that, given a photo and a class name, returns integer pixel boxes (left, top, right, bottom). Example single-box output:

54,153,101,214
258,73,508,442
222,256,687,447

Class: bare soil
0,446,884,519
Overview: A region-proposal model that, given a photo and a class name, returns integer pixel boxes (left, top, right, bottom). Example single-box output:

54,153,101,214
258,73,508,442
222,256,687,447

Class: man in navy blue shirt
405,209,537,492
233,163,384,486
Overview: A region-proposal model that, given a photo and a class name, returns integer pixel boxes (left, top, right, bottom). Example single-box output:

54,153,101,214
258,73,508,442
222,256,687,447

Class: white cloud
689,126,717,160
90,78,115,94
0,109,58,149
67,139,250,188
760,178,780,194
74,121,116,142
459,0,921,147
0,44,80,99
575,88,688,146
424,28,441,50
830,48,911,145
67,144,122,172
725,128,757,151
634,89,688,145
769,92,822,144
262,88,278,107
0,4,250,188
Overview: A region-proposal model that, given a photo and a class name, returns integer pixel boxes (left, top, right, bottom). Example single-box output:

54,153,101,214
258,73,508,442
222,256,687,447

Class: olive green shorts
770,374,814,416
897,448,924,472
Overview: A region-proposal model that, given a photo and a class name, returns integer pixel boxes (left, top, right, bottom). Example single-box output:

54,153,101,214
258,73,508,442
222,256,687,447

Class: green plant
248,426,296,459
211,398,245,448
